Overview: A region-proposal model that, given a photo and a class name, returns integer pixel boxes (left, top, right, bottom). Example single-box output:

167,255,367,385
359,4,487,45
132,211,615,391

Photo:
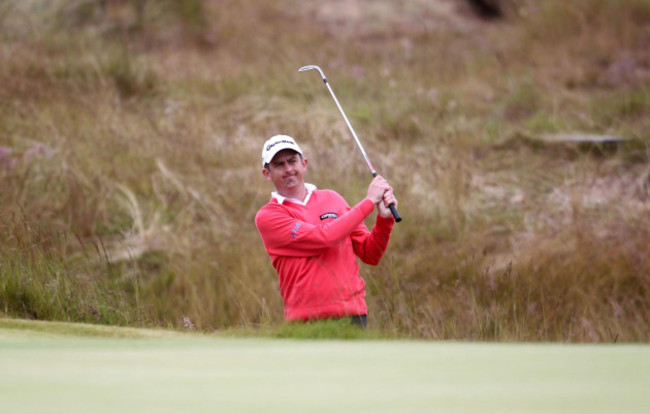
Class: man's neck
277,185,307,202
272,183,316,206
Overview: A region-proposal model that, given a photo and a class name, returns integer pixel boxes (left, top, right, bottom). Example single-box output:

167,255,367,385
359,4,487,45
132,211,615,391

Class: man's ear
262,168,271,181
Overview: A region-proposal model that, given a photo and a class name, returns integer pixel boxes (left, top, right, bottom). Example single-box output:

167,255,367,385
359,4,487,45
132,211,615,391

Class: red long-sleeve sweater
255,187,394,321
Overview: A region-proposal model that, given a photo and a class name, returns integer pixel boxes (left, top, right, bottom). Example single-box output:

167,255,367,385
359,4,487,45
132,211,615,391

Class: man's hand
366,175,390,204
367,175,398,218
377,186,398,218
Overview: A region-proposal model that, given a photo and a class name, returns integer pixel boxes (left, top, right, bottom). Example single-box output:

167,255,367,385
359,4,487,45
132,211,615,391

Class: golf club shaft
324,81,376,174
299,65,402,222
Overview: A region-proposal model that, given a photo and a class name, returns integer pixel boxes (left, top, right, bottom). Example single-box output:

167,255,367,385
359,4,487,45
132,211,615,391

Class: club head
298,65,326,81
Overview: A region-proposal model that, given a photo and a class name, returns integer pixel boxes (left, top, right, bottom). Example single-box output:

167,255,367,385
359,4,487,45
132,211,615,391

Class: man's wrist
377,206,391,218
359,198,377,215
365,196,380,205
376,213,395,224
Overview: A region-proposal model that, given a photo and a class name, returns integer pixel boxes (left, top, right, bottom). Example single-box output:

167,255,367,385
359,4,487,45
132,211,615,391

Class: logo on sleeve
320,212,338,220
290,222,301,239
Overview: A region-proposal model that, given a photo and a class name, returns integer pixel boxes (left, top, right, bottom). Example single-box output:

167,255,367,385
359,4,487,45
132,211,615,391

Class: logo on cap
266,139,296,151
262,135,303,167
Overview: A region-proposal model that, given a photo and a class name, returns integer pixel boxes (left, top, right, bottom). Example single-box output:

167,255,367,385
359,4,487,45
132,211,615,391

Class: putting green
1,322,648,414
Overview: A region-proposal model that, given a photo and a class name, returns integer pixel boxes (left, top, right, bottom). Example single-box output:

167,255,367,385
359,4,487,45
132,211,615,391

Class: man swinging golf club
255,134,398,327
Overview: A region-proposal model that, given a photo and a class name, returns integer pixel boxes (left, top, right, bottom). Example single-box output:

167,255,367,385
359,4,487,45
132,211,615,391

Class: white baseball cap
261,135,303,167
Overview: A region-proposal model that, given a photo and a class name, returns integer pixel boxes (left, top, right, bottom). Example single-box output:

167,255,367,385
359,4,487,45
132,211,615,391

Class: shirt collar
272,183,316,206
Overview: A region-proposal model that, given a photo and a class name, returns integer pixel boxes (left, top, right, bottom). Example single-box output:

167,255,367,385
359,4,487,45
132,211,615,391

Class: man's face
263,149,308,193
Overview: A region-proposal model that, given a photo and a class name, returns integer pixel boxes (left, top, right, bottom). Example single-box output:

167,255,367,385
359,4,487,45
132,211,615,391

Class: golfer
255,134,397,327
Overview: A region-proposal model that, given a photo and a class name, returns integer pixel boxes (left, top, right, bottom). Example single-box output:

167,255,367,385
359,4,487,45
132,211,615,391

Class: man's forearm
257,198,376,257
353,214,394,265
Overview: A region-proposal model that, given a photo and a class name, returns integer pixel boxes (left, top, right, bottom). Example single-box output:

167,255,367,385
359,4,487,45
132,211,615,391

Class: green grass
1,319,649,414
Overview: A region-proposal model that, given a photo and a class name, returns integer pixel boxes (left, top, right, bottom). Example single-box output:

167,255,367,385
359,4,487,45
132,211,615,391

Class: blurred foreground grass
1,0,649,341
3,318,649,414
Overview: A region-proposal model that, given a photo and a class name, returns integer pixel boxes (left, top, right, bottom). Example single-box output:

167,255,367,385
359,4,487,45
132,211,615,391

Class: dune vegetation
1,0,649,341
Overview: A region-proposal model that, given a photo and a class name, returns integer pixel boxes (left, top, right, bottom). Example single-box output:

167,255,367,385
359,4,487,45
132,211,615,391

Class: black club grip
389,203,402,222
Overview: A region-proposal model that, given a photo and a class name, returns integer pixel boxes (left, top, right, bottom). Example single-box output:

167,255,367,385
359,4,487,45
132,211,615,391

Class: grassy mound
1,0,649,341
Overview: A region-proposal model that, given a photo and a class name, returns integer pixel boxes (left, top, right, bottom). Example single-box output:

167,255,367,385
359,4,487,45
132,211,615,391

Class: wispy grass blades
0,214,140,325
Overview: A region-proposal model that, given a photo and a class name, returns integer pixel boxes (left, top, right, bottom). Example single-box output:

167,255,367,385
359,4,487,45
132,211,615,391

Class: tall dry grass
1,0,649,340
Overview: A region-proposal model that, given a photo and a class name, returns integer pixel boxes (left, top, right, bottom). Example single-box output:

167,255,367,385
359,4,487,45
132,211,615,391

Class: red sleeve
351,215,394,265
255,198,375,258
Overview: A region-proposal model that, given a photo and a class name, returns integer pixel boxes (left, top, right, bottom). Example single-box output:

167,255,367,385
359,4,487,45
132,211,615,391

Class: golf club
299,65,402,222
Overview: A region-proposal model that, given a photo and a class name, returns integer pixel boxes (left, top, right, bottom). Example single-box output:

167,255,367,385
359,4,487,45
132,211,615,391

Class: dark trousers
349,314,367,328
